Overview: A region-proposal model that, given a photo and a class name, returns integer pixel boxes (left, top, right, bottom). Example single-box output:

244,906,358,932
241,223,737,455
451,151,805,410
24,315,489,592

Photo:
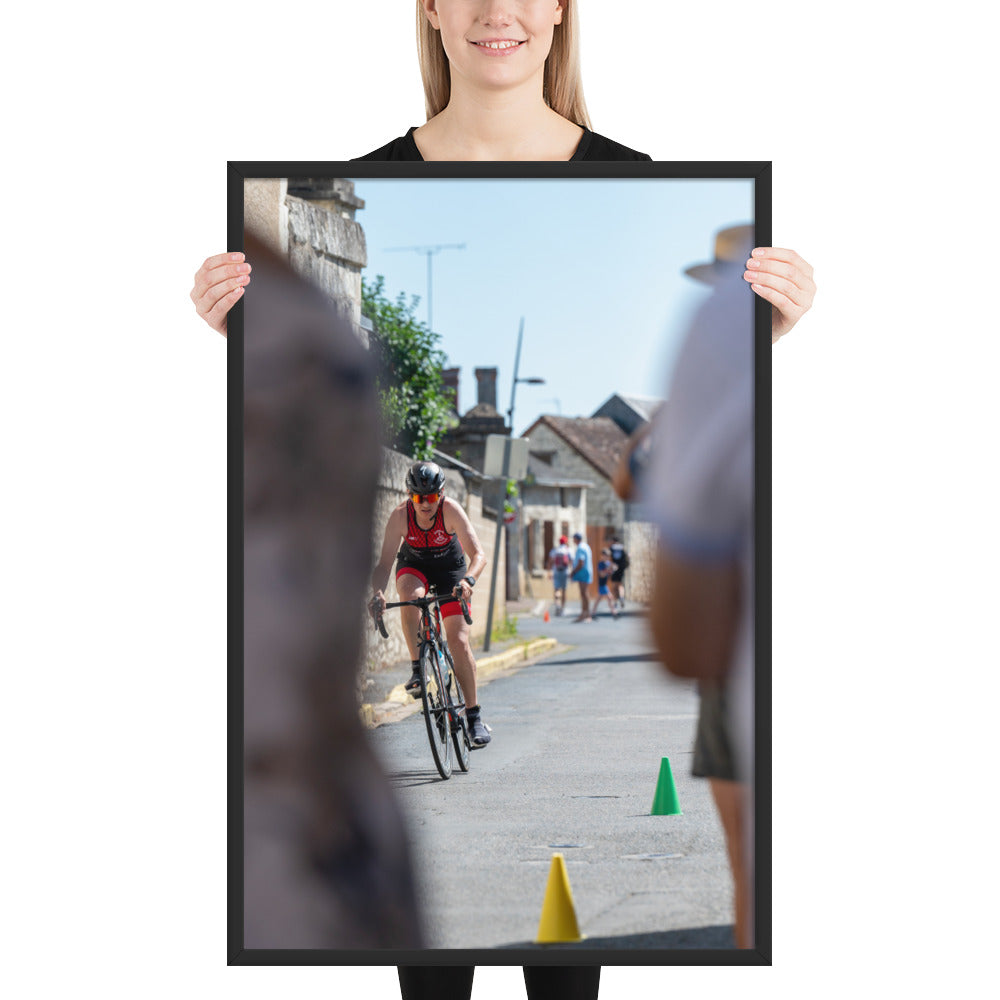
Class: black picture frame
228,160,772,967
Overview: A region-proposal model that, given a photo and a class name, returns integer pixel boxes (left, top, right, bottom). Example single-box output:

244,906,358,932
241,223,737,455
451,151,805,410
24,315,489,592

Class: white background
3,1,997,997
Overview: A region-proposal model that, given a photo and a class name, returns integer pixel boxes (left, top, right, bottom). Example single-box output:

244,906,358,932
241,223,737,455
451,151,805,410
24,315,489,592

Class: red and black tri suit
395,500,468,618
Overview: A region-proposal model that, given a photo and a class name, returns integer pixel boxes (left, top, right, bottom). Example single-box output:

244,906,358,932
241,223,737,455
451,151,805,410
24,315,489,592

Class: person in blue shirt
570,531,594,622
594,548,619,619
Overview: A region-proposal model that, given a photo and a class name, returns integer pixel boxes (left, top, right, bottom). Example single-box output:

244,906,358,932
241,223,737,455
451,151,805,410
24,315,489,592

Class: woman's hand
743,247,816,344
190,252,252,338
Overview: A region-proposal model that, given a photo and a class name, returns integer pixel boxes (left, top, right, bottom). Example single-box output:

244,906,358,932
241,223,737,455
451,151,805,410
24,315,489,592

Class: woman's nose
478,2,513,28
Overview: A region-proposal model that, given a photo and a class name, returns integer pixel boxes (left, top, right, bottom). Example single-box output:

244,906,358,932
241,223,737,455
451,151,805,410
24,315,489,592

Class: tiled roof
524,415,629,481
613,394,662,422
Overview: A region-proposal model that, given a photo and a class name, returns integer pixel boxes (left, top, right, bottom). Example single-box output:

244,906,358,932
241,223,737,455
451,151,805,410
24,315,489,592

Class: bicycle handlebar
371,588,473,634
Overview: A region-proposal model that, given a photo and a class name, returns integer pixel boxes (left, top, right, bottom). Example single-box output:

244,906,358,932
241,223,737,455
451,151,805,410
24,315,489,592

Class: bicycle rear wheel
420,641,452,779
443,647,470,773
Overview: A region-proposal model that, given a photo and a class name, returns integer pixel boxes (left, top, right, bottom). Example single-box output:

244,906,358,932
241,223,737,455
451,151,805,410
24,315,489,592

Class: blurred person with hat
647,225,758,948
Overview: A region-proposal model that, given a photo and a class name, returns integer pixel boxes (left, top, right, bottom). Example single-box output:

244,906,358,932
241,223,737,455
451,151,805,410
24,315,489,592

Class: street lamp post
483,318,545,651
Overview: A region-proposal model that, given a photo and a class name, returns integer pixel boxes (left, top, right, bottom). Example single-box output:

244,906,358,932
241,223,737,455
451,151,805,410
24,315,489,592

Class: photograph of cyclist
371,461,491,747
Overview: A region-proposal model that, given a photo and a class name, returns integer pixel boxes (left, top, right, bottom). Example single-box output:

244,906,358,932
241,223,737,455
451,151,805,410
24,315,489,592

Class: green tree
362,275,457,460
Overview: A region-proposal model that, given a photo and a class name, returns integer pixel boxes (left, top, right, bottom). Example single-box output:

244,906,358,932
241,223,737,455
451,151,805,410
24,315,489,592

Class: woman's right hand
190,252,252,338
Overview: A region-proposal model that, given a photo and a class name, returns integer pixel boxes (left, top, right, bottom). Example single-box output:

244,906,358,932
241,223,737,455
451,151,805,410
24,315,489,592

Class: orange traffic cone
544,609,550,622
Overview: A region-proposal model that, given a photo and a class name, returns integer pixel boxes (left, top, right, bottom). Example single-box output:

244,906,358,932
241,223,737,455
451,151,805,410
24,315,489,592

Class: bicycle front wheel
443,647,470,773
420,641,452,779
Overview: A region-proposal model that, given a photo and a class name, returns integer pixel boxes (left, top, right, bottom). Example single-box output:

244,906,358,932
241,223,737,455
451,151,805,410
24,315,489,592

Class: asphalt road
367,603,735,950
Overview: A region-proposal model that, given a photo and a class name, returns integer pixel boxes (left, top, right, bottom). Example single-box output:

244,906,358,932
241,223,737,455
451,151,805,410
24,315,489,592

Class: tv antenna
384,243,466,331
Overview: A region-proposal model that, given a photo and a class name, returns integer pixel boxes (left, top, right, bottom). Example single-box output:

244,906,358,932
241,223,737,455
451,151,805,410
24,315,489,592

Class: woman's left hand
744,247,816,344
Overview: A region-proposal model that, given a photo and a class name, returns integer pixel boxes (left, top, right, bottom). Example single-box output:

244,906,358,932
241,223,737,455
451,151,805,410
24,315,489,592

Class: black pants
398,966,600,1000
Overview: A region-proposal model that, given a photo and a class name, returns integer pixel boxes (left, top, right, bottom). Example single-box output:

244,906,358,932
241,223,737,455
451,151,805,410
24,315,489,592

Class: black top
397,500,466,570
353,126,651,162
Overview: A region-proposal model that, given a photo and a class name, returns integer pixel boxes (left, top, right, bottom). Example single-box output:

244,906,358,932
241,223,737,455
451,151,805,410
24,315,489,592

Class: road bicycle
372,587,472,780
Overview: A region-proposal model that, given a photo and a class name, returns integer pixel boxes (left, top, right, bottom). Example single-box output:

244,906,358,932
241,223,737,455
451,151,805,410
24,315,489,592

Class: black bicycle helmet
406,461,445,495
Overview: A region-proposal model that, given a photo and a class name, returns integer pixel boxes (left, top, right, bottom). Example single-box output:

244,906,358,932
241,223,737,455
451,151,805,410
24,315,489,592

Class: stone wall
243,177,368,342
622,520,658,605
361,448,506,673
286,193,367,336
244,178,288,256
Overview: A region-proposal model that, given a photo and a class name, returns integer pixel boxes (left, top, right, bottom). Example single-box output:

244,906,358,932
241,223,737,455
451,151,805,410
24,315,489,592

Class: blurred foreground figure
646,233,756,949
242,234,423,948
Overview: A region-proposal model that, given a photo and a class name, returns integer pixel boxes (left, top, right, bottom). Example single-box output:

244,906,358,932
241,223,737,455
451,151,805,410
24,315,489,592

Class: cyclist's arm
371,504,405,599
443,499,487,583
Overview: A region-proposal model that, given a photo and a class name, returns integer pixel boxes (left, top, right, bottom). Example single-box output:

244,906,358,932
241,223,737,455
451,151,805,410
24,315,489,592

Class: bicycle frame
373,586,472,778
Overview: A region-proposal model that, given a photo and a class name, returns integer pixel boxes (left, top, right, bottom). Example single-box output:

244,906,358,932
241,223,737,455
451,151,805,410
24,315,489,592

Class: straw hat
684,223,755,284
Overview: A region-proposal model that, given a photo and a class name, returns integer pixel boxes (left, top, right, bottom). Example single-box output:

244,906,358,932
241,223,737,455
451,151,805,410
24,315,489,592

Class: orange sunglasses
411,492,441,505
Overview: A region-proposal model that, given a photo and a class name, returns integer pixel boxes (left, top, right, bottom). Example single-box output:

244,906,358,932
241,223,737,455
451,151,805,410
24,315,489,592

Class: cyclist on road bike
371,461,491,747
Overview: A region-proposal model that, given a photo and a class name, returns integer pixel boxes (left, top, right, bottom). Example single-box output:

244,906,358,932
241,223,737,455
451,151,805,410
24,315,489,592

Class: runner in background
548,533,572,616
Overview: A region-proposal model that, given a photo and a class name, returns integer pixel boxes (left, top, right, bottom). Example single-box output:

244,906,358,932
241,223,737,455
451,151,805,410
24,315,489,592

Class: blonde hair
415,1,592,129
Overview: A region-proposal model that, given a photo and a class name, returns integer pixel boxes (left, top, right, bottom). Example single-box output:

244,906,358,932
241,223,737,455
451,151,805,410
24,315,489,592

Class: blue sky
349,178,753,436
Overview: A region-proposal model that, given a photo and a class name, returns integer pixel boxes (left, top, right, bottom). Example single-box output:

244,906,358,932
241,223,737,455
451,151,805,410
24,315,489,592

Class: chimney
474,367,498,410
442,367,460,412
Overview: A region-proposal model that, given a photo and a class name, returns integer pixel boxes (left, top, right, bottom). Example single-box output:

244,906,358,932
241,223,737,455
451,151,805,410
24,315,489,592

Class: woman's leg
523,966,601,1000
397,967,475,1000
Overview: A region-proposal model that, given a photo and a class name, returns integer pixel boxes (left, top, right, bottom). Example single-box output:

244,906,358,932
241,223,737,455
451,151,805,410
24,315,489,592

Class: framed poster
229,160,771,966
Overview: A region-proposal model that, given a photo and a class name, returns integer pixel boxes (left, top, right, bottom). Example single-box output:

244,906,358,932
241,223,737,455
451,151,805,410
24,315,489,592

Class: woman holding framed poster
217,2,817,996
191,1,815,338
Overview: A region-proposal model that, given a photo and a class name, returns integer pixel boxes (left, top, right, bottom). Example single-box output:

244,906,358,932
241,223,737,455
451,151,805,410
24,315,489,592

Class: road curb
359,636,559,729
477,636,558,678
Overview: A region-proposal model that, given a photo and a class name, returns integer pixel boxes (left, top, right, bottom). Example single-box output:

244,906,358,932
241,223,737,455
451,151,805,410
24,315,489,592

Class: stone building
521,405,662,604
521,415,630,535
519,453,591,601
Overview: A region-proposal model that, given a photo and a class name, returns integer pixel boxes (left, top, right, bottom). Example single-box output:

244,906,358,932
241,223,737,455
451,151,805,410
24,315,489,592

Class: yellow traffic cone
535,853,584,943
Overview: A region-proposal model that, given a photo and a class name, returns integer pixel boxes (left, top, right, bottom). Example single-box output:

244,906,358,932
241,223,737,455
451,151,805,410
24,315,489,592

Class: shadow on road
498,924,735,950
540,651,663,667
386,769,453,788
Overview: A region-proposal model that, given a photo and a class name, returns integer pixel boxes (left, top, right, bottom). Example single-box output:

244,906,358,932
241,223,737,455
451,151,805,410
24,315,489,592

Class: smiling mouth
471,39,526,51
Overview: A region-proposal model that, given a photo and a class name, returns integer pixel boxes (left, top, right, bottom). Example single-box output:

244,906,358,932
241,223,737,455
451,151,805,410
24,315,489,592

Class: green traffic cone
650,756,682,815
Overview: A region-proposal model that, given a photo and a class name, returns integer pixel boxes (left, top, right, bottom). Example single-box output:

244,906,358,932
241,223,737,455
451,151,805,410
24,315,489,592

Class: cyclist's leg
395,569,428,658
523,966,601,1000
398,967,475,1000
441,610,477,709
